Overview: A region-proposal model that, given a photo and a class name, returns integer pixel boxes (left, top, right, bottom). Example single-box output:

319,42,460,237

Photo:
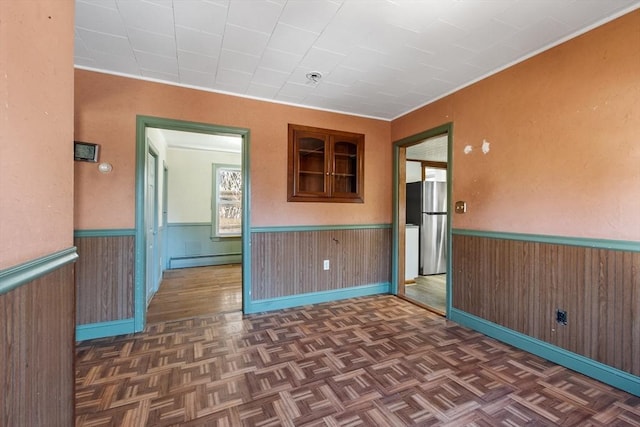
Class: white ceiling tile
179,68,215,88
258,48,302,74
216,68,252,88
433,61,484,86
140,68,179,82
177,50,218,73
551,0,639,28
76,28,133,57
135,50,179,75
340,46,388,72
357,25,420,54
222,24,270,57
75,56,98,68
279,0,340,33
75,1,126,35
466,42,522,72
437,0,514,31
176,25,223,57
252,67,290,87
312,80,350,98
383,0,444,33
78,0,118,10
218,49,260,74
92,51,140,75
452,19,519,52
227,0,283,34
173,0,228,35
494,1,561,30
115,0,174,36
503,18,571,52
267,23,320,56
128,28,176,57
246,82,281,99
277,81,315,100
326,66,366,86
299,48,345,75
74,35,93,59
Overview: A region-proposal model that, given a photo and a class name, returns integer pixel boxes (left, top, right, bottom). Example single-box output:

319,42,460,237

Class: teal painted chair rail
452,228,640,252
74,229,136,237
0,247,78,295
251,224,392,233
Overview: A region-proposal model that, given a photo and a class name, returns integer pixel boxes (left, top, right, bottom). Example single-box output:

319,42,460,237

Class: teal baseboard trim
74,229,136,238
452,228,640,252
251,224,392,233
169,254,242,269
76,318,135,341
449,308,640,397
245,282,390,314
0,247,78,295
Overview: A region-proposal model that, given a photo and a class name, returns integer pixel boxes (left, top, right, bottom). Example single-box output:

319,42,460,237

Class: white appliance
405,225,419,280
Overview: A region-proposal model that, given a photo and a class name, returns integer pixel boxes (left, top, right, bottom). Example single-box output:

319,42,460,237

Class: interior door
146,150,158,305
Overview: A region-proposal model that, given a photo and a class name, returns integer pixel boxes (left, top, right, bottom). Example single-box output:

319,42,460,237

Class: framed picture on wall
74,141,100,162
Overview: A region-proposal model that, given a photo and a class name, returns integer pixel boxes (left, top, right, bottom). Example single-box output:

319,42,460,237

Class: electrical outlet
556,309,567,325
323,260,330,270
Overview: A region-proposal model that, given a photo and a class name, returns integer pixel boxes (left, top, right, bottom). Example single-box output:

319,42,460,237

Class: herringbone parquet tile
76,295,640,426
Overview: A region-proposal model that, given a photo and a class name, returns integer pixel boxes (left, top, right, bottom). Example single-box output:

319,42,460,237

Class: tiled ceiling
75,0,640,120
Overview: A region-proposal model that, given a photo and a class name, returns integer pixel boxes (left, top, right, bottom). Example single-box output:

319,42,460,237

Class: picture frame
74,141,99,162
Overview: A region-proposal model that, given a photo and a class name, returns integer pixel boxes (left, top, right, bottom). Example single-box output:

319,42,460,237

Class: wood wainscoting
452,232,640,378
1,261,76,426
251,226,391,300
75,232,135,325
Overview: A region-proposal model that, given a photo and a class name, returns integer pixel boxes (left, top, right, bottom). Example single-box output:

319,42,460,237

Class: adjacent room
2,1,639,426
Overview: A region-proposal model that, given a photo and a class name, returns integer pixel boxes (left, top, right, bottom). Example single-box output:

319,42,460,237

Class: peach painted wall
74,70,391,229
0,1,75,268
392,10,640,241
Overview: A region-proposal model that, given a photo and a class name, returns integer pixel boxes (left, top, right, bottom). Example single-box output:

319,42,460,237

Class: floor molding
76,318,135,342
246,282,391,314
449,308,640,397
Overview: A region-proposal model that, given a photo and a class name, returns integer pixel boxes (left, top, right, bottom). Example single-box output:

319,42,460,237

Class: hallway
146,264,242,324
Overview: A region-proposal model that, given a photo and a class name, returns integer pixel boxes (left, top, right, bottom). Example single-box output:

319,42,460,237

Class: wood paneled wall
0,263,75,426
75,235,134,324
251,228,391,300
452,234,640,376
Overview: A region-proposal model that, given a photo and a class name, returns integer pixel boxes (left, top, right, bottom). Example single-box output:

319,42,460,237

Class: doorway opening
393,123,452,316
134,116,250,331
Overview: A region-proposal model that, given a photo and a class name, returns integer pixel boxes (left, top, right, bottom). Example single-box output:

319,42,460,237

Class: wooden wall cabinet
288,124,364,203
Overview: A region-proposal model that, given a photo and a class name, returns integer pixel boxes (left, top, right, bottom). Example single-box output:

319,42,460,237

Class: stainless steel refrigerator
406,181,447,275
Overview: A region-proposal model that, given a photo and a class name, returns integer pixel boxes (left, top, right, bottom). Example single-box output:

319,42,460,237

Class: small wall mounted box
455,201,467,213
74,141,100,162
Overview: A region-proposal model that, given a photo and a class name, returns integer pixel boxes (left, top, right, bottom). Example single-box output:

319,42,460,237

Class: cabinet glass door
332,139,358,197
297,134,327,195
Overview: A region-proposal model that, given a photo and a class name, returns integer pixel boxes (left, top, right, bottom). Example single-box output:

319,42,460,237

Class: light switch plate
455,201,467,213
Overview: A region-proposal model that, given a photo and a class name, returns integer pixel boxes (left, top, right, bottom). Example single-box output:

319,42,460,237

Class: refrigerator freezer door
421,212,447,275
422,181,447,213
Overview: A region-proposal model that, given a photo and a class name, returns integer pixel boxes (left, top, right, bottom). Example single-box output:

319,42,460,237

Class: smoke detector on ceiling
305,71,322,84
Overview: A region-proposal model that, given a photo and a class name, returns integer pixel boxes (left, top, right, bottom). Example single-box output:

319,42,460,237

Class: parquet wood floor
146,265,242,324
76,295,640,426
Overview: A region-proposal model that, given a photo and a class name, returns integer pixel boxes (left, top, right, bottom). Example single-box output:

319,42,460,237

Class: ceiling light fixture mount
305,71,322,84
